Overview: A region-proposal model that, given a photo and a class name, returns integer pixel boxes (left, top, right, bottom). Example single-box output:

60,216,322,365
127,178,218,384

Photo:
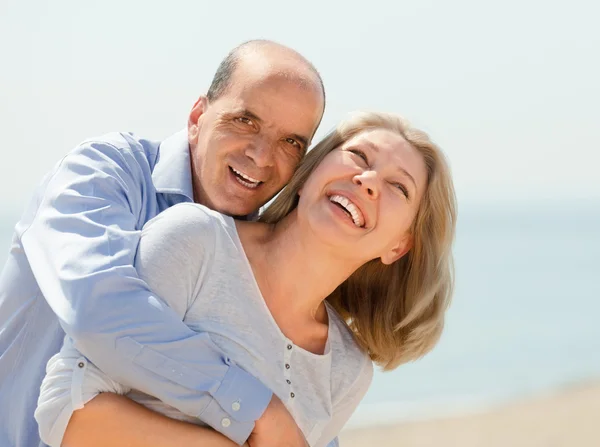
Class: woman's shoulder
326,303,365,355
136,203,239,316
153,202,232,228
326,303,374,389
143,203,235,243
137,203,238,282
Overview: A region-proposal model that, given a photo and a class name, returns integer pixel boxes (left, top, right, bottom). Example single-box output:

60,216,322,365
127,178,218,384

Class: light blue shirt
0,130,272,447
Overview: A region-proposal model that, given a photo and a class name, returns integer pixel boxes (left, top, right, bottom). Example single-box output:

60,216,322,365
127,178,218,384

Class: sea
1,199,599,428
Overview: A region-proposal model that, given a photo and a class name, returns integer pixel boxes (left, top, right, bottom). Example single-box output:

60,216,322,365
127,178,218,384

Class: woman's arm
63,393,244,447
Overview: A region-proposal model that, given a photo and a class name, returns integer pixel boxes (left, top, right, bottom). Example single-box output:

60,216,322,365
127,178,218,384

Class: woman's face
298,128,428,265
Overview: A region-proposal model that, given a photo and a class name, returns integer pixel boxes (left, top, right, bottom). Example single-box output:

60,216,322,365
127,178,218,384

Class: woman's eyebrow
395,166,417,190
361,140,417,189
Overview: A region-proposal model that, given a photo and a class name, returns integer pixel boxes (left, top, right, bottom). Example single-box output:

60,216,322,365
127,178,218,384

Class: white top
35,203,373,447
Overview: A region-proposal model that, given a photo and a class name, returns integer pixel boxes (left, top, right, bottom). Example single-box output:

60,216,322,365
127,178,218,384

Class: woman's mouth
328,194,365,228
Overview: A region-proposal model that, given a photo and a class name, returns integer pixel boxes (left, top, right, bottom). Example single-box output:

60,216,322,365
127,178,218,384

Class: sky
1,0,599,217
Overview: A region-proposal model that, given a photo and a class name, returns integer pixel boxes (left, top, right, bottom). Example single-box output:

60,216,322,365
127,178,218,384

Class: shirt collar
152,129,194,201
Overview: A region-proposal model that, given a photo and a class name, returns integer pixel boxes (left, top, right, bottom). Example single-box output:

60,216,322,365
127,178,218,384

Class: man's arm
20,138,269,444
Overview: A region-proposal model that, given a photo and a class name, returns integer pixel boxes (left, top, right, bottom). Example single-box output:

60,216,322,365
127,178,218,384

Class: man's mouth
229,166,262,189
328,194,365,228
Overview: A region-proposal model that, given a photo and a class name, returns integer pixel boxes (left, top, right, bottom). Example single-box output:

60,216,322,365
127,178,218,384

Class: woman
35,111,456,447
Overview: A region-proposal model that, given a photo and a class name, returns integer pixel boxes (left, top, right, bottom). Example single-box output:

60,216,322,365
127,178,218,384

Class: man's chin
213,200,262,219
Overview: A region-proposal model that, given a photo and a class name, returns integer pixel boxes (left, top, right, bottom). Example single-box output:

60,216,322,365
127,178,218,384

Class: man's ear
380,235,413,265
188,96,208,144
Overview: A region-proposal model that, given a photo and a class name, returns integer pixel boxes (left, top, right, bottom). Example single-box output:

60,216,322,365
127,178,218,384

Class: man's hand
248,394,309,447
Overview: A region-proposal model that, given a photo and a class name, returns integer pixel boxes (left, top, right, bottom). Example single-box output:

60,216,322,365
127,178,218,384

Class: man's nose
244,138,275,168
353,171,379,200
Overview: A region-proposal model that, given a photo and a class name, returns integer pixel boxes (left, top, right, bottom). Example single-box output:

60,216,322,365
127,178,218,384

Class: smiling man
0,40,325,447
188,46,323,217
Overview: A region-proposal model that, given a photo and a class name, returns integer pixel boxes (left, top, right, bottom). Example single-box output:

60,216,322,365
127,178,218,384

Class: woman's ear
380,235,413,265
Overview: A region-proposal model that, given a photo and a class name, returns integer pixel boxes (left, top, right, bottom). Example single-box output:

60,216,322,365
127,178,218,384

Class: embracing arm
21,138,270,444
63,393,244,447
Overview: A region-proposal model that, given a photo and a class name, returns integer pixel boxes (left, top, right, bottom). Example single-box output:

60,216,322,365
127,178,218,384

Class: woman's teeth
231,167,261,188
329,194,365,227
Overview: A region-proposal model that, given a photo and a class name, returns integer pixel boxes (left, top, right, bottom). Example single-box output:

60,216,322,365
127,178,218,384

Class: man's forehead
225,83,320,135
233,69,319,99
236,47,319,82
230,54,322,99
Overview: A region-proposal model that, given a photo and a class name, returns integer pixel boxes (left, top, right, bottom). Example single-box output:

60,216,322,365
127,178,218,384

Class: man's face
188,71,323,217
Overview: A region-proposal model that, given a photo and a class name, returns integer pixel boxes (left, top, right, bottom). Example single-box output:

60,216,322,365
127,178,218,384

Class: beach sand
338,381,600,447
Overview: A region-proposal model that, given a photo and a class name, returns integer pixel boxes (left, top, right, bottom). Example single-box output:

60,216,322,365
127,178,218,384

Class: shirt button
290,392,295,398
221,418,231,428
78,362,84,368
286,379,291,385
287,344,293,350
285,364,290,369
232,402,241,412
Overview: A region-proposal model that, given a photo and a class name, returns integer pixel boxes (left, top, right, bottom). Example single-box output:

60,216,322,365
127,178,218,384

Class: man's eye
286,138,301,149
349,149,368,164
236,117,253,126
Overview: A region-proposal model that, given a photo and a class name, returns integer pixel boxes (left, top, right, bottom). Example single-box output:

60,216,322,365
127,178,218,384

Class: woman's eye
349,149,368,163
391,182,409,198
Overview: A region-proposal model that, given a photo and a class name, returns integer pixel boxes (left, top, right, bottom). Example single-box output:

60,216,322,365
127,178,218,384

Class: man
0,40,325,447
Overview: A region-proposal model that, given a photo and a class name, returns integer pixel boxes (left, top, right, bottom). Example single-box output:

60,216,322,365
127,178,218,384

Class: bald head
186,40,325,217
206,40,325,111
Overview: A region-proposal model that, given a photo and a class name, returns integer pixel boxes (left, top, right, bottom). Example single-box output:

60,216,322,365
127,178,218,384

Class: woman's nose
353,171,379,199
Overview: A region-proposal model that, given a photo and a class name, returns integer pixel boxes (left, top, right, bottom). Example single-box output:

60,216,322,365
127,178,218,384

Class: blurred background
1,0,599,445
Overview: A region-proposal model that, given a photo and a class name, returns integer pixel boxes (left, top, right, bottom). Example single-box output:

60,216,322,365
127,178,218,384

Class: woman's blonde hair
260,111,457,370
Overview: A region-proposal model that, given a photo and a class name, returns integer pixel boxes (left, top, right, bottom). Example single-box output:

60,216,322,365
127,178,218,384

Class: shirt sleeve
20,139,271,445
315,356,373,447
35,337,132,447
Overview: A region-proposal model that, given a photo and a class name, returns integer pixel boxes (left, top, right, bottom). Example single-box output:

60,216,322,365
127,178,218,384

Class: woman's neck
236,210,363,323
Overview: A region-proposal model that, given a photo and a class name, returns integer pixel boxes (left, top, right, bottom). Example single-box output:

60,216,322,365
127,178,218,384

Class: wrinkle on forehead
225,77,322,139
236,66,323,100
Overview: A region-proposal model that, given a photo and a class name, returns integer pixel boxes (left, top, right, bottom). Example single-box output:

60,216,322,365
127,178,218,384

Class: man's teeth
231,167,261,188
329,195,365,227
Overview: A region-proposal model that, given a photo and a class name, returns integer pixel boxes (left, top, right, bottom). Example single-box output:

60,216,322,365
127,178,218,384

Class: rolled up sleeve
35,338,131,447
21,139,270,444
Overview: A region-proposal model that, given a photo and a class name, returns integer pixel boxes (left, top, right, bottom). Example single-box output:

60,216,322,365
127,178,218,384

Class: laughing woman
35,111,456,447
